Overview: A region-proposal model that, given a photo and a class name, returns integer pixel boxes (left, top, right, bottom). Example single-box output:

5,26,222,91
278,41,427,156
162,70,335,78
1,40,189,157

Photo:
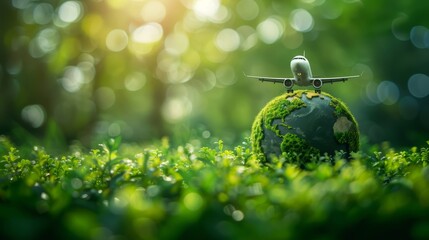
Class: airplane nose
292,61,303,72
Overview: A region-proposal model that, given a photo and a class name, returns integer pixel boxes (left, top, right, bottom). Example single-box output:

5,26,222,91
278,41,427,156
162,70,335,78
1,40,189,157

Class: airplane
244,54,361,93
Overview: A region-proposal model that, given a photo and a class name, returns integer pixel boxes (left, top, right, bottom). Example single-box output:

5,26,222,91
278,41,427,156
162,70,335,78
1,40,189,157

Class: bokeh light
290,9,314,32
192,0,220,20
29,28,60,58
318,1,343,20
209,5,230,24
61,66,85,92
77,61,96,84
21,104,45,128
108,122,121,137
162,96,193,123
408,73,429,98
106,29,129,52
215,28,240,52
183,192,204,211
33,3,54,25
410,26,429,49
124,72,147,91
232,210,245,221
164,32,189,55
58,1,83,23
365,82,380,105
376,81,400,105
257,17,284,44
391,13,409,41
12,0,31,9
237,25,258,50
132,23,163,44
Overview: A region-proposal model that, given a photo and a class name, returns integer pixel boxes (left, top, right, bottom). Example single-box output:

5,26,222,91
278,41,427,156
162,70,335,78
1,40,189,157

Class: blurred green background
1,0,428,150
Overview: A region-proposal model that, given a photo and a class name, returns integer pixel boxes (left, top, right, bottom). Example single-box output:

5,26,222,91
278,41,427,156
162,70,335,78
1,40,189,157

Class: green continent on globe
251,90,359,164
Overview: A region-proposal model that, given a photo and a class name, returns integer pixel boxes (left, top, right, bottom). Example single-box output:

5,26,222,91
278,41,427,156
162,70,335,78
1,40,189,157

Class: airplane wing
316,74,361,84
244,73,290,83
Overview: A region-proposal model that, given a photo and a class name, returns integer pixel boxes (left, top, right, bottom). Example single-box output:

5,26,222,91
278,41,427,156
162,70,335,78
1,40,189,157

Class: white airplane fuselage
290,56,313,86
245,53,361,93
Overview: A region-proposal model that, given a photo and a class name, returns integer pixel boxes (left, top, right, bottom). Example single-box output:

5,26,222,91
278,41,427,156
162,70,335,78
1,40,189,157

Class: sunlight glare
193,0,220,20
132,23,164,44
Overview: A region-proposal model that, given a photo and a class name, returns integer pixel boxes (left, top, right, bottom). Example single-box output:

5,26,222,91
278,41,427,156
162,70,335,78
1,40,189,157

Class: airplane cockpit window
293,57,306,61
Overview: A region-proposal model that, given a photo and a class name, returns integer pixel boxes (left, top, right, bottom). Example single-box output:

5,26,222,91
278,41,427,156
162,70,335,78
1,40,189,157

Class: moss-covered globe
251,90,359,165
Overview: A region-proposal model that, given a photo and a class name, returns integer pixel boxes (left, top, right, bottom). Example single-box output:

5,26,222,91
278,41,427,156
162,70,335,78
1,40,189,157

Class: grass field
1,135,429,240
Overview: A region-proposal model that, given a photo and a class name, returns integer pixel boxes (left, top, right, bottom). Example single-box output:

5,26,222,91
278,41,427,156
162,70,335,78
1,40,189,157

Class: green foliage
2,136,429,239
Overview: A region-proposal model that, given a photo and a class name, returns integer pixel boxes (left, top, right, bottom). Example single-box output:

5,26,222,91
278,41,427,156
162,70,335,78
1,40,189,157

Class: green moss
280,133,320,166
279,123,292,130
328,94,360,152
251,90,307,159
329,96,356,122
250,112,264,158
263,93,306,137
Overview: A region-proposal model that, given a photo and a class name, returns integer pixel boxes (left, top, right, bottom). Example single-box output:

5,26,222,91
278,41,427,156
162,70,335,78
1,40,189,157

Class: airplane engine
312,79,323,89
283,79,294,89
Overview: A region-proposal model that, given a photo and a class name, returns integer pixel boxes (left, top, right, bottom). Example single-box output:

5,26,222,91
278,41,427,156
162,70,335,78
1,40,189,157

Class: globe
251,90,359,165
